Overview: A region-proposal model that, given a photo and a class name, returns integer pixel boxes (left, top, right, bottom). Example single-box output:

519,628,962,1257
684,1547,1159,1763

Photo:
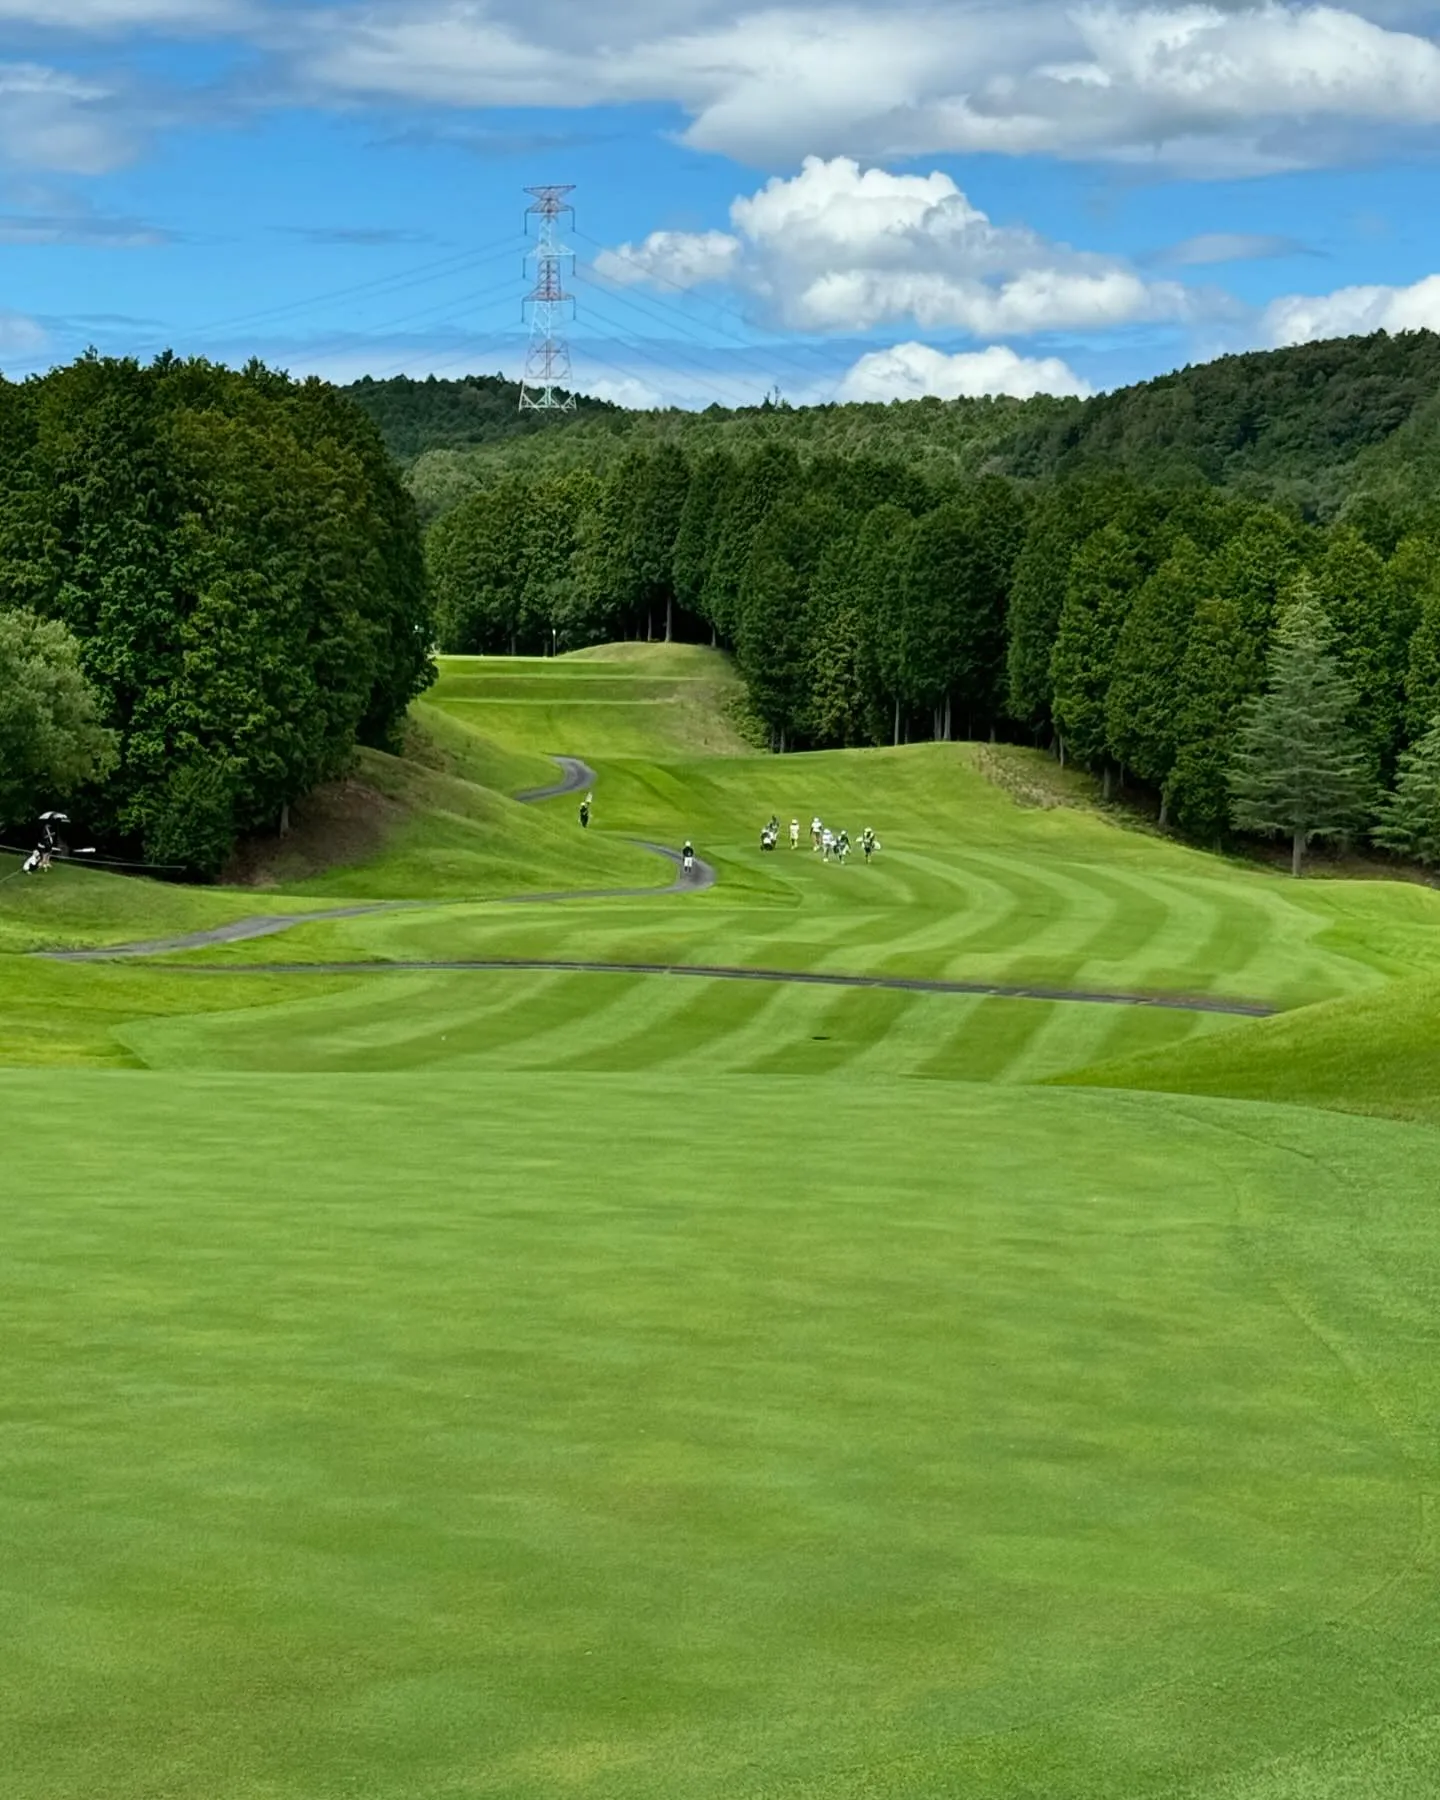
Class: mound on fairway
1063,968,1440,1124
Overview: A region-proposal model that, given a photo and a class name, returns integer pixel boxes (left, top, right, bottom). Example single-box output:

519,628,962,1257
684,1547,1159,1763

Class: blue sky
1,1,1439,405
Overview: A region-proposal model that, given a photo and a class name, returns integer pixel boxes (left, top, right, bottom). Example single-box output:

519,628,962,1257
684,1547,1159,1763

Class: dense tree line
429,422,1440,869
0,354,434,872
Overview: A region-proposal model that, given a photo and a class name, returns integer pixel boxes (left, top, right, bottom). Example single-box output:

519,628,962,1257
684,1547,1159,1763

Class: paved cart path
136,956,1276,1016
514,755,596,803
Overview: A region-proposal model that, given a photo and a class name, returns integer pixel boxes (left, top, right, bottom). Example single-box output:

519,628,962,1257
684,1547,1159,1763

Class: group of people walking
576,785,874,876
760,814,879,864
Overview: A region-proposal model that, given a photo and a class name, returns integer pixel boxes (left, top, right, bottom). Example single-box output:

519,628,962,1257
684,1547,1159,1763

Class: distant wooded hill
344,332,1440,527
342,373,616,464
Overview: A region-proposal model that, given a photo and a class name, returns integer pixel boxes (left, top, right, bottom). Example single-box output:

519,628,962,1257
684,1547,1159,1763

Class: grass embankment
10,643,1440,1798
1063,970,1440,1123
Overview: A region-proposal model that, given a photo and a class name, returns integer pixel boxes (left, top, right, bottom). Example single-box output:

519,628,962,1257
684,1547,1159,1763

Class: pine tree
1228,588,1374,876
1374,718,1440,866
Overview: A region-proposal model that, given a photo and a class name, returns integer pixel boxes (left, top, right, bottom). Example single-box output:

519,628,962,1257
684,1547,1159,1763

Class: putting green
5,643,1440,1797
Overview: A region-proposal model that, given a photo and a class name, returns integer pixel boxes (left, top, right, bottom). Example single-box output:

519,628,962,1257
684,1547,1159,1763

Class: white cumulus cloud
594,156,1197,336
598,229,741,290
1263,273,1440,344
288,1,1440,173
836,340,1092,400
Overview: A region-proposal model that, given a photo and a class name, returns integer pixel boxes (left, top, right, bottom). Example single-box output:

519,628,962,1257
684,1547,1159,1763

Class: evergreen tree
1050,521,1141,771
896,505,982,738
1005,477,1138,734
1164,600,1254,844
1105,537,1205,805
848,503,917,745
1005,491,1082,730
1205,505,1313,640
1374,718,1440,866
598,444,690,639
701,444,799,644
737,493,840,751
428,476,529,653
1,353,433,870
1393,537,1440,744
1228,588,1374,876
672,451,732,631
1313,525,1414,779
520,467,601,650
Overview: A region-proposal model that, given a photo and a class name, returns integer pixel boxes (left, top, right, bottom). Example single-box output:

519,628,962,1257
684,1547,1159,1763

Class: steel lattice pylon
518,184,577,414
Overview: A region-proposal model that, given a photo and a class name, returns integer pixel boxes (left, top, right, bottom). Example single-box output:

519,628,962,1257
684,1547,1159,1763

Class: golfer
682,839,695,874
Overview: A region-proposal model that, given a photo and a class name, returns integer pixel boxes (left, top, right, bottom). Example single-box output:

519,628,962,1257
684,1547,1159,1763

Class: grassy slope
10,644,1440,1797
1061,970,1440,1124
0,854,325,955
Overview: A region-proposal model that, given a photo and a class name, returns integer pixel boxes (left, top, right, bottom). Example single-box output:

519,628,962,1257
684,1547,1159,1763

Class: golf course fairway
4,646,1440,1799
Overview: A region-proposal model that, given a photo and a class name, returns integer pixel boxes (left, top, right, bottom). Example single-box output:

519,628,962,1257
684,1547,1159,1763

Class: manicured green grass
0,853,325,955
4,1071,1440,1800
9,642,1440,1798
266,744,663,902
1063,968,1440,1123
428,646,752,760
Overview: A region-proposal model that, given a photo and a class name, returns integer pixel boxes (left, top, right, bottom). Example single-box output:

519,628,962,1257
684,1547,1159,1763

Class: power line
574,266,815,403
574,226,845,385
185,236,530,341
572,291,768,409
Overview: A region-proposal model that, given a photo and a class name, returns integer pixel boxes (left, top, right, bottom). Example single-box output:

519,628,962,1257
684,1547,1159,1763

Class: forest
420,330,1440,870
0,354,432,872
6,332,1440,877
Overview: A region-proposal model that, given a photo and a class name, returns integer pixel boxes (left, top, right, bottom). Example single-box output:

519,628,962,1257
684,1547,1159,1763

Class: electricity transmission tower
518,184,577,413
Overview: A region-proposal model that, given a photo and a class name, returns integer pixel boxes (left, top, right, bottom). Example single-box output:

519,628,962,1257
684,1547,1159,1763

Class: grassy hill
370,331,1440,525
7,644,1440,1798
